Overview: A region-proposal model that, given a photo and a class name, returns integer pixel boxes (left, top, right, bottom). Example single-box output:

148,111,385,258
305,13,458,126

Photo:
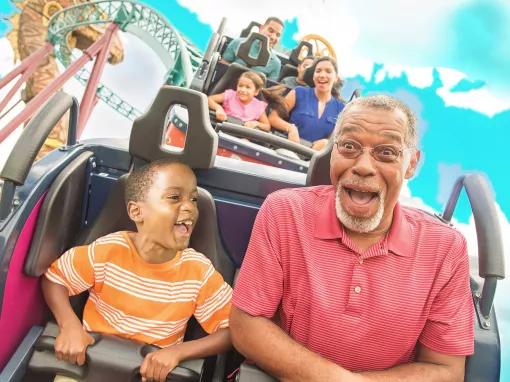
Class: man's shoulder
267,185,334,208
401,205,467,246
227,37,243,47
269,50,282,64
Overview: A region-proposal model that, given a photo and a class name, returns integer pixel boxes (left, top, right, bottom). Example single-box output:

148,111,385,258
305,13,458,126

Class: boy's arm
140,328,231,382
41,277,95,366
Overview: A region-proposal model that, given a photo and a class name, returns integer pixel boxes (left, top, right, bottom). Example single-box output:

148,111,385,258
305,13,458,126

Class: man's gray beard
335,185,385,233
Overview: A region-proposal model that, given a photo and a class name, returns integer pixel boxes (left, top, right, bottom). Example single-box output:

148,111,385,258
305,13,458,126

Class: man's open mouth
344,186,379,206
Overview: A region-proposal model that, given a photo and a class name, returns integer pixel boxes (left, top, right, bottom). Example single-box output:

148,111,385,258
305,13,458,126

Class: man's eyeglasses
334,139,412,163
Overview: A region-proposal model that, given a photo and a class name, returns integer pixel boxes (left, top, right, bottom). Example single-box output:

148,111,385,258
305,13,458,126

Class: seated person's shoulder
180,247,215,270
402,206,468,250
222,37,243,62
270,50,282,64
89,231,133,260
281,76,297,87
266,185,332,209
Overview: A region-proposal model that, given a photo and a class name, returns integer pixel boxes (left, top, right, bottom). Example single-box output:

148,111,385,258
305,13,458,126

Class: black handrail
0,91,79,220
216,122,315,159
441,173,505,318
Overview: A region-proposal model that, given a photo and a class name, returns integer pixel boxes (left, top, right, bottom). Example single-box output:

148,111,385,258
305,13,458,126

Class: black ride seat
21,88,235,382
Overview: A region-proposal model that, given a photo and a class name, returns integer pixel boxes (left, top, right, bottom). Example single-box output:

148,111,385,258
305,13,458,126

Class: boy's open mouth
174,219,194,236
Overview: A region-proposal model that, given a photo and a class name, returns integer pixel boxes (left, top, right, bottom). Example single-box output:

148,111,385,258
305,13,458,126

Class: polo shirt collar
386,203,412,257
314,188,344,240
313,189,412,257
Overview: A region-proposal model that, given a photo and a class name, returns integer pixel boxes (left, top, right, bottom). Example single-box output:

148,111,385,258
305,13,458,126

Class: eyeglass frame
333,138,415,163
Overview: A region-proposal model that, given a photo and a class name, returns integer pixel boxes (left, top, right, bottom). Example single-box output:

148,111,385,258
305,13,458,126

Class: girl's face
237,76,259,104
313,60,338,93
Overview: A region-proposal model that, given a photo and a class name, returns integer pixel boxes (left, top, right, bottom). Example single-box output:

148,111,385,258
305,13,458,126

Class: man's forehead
264,20,283,31
341,105,407,126
338,105,408,138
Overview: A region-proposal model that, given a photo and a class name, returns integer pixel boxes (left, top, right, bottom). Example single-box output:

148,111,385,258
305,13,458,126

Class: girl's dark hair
303,56,344,100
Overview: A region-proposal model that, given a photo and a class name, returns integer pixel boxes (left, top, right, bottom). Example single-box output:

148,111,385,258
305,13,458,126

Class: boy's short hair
124,159,184,205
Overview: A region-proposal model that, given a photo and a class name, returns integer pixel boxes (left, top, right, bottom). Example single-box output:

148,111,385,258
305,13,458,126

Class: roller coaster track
47,0,203,120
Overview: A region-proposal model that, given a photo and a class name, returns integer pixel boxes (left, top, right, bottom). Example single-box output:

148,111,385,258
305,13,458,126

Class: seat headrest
306,139,333,186
209,63,266,96
239,21,261,38
289,40,314,66
129,86,218,169
237,32,270,68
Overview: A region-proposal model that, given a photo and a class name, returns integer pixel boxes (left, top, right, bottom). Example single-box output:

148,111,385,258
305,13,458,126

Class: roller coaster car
0,86,505,382
186,22,326,173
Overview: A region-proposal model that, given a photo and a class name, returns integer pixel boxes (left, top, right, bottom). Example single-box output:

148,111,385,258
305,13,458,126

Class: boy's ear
127,201,143,223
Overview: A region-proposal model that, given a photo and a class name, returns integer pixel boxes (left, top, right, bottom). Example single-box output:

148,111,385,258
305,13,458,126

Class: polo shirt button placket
354,286,362,294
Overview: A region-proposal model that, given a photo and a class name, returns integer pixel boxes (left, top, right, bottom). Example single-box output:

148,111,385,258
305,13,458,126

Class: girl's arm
207,93,227,121
256,112,271,131
244,112,271,131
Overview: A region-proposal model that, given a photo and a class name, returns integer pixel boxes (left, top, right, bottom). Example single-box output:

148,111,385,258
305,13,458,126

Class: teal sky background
1,0,508,379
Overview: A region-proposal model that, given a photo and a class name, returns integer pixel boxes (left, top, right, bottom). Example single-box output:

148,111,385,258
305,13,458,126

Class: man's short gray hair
335,95,418,147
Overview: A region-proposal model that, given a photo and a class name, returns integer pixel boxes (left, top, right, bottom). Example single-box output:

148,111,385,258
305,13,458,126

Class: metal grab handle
216,122,315,159
441,173,505,318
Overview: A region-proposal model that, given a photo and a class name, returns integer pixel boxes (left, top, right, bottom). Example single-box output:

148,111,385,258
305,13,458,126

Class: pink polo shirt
233,185,474,371
223,89,267,122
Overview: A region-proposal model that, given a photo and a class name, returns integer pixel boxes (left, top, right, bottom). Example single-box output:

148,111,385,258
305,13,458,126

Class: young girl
208,71,271,131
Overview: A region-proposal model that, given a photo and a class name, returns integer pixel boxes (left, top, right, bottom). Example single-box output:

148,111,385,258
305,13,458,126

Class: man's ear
127,201,143,223
405,149,421,179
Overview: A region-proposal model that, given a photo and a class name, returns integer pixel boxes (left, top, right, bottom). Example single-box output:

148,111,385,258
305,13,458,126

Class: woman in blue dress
269,56,345,150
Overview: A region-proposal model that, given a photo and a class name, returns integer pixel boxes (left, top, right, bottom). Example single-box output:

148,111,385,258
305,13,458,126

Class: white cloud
178,0,510,116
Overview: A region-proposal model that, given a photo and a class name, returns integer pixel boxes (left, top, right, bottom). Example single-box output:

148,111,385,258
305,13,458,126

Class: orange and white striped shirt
45,231,232,347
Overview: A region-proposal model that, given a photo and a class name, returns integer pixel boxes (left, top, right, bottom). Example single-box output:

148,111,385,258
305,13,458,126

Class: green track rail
47,0,203,120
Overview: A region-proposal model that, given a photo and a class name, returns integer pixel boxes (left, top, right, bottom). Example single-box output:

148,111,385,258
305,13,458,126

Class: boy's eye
167,195,180,201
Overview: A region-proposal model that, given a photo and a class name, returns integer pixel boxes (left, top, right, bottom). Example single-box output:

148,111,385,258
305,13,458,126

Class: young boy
42,160,232,382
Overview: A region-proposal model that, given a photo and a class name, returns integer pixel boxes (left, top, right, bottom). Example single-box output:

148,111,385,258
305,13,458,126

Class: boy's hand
244,121,259,129
140,346,182,382
55,322,95,366
215,107,227,121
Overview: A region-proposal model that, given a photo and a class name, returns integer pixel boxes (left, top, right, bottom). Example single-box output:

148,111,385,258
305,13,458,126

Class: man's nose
351,149,377,177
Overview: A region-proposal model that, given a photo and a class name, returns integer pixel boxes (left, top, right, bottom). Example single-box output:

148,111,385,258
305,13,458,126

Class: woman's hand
287,124,300,143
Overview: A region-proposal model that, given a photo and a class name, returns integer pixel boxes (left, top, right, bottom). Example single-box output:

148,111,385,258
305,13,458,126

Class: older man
231,95,474,381
222,17,284,81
